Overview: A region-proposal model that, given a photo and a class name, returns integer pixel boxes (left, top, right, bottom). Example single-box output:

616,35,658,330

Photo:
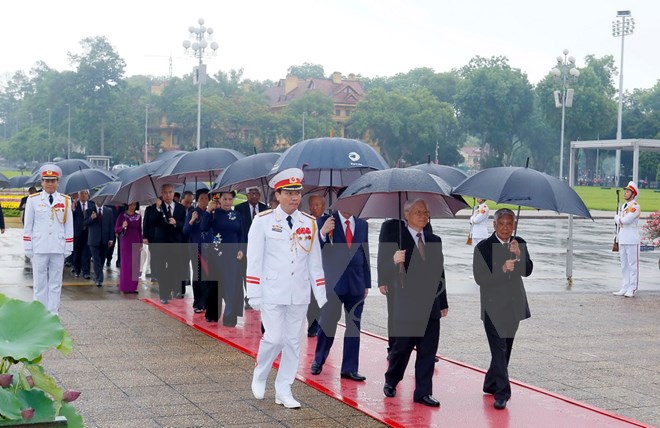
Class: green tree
278,91,336,145
287,63,325,79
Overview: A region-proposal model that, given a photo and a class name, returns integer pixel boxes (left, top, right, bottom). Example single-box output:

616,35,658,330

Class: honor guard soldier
470,198,490,246
613,181,641,297
246,167,327,409
23,165,74,314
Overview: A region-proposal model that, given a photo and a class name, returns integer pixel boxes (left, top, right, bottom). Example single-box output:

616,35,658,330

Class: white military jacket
246,205,327,307
470,202,490,239
616,199,640,245
23,191,74,254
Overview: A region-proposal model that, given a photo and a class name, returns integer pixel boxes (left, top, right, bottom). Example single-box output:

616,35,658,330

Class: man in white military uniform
469,198,490,247
23,165,74,314
613,181,641,298
246,167,327,409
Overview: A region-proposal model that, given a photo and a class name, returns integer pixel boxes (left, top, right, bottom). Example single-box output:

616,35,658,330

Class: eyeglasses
410,209,430,217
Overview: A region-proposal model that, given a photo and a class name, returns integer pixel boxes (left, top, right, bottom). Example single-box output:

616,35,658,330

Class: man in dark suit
142,202,157,281
379,198,448,407
148,183,187,304
310,209,370,381
72,190,92,278
234,187,268,309
473,208,533,410
84,203,115,287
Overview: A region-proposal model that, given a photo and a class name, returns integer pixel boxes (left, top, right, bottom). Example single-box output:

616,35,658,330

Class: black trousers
483,313,518,401
151,243,186,300
73,234,90,275
385,317,439,400
89,245,106,284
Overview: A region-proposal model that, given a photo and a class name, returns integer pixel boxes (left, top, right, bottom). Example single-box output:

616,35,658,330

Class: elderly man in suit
148,183,187,304
379,198,448,407
85,202,115,287
310,208,370,381
72,189,92,279
473,208,533,410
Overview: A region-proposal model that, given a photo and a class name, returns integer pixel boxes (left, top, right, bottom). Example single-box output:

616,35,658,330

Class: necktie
286,215,293,229
167,205,172,218
252,205,257,219
48,194,53,205
416,232,426,261
82,203,86,212
98,208,103,220
345,220,353,248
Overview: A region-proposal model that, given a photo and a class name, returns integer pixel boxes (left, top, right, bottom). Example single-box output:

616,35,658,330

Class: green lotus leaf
0,297,65,362
59,402,84,428
25,364,63,402
0,387,22,420
15,389,56,423
57,330,73,356
0,295,8,309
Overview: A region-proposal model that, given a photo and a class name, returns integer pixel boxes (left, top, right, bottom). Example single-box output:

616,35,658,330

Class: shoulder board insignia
29,193,40,198
62,194,71,199
258,209,273,217
301,211,315,220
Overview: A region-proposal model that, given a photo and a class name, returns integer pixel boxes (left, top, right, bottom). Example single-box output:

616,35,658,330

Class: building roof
263,73,365,109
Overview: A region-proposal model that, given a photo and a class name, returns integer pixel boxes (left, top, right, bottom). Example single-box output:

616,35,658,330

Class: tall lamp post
66,104,71,159
551,49,579,180
46,108,51,144
144,104,149,163
183,18,218,151
612,10,634,187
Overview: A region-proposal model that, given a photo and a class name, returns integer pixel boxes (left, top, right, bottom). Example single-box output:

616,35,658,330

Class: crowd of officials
20,164,642,412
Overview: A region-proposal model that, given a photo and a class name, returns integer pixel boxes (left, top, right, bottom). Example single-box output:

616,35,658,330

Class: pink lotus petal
62,390,81,402
21,408,35,419
0,373,12,388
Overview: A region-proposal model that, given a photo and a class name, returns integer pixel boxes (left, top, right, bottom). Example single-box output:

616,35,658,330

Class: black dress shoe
307,320,318,337
206,318,218,323
83,274,91,280
310,362,322,375
434,355,440,363
95,282,102,288
494,399,508,409
160,299,169,304
414,395,440,407
383,383,396,397
340,372,366,382
222,317,237,327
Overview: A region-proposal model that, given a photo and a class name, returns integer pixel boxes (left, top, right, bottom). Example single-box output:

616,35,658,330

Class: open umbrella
58,169,118,195
155,147,244,182
0,172,11,188
212,152,280,194
90,181,122,206
27,159,96,185
8,175,32,188
114,162,181,204
176,182,209,194
407,162,468,187
330,168,468,219
452,166,592,219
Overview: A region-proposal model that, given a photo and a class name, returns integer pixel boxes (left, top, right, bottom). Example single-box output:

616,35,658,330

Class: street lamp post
46,108,51,144
551,49,579,180
66,104,71,159
612,10,634,187
183,18,219,151
144,104,149,163
302,111,306,141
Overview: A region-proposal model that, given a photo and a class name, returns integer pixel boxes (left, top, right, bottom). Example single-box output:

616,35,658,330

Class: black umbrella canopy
176,182,209,194
452,166,592,219
270,137,389,187
407,163,468,188
90,181,122,206
0,172,10,188
212,152,281,193
8,175,31,189
114,161,181,204
58,169,118,195
155,148,245,181
330,168,468,219
27,159,96,185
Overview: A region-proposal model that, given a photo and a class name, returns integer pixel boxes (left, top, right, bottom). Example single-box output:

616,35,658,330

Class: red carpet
143,298,647,428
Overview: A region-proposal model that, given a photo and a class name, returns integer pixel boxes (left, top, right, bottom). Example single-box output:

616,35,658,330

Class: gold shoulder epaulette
29,193,40,198
62,194,71,199
301,211,316,220
258,209,273,217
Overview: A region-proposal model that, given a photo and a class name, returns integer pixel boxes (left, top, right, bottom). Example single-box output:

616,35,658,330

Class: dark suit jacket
234,201,269,239
85,205,115,247
148,201,186,244
73,200,92,238
317,212,371,297
473,232,533,337
378,221,448,335
142,204,157,243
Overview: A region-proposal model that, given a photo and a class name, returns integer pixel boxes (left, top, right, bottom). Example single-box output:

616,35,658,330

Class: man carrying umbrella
473,208,534,410
613,181,641,298
246,168,327,409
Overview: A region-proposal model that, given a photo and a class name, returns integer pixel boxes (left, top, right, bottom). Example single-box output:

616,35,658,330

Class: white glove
614,215,620,225
316,295,327,309
65,251,72,258
248,297,262,311
26,251,33,259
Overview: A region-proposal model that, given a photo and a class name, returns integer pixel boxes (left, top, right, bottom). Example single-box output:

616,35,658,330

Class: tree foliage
287,63,325,79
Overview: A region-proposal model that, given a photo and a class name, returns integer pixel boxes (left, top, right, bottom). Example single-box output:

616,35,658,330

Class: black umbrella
114,162,180,204
0,172,12,188
58,169,118,195
270,137,389,207
176,182,209,194
90,181,122,206
452,166,592,219
330,168,468,219
407,162,468,188
212,152,280,195
8,175,32,189
27,159,96,185
155,148,244,182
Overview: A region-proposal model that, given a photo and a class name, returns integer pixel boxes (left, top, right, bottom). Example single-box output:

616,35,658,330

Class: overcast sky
2,0,658,91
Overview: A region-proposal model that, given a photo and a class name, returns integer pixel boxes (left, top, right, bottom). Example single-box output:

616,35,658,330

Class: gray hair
493,208,516,222
403,198,428,214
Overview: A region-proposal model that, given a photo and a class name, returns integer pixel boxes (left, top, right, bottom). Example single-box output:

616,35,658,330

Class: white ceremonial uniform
23,191,74,314
615,198,641,294
246,205,327,398
470,202,490,246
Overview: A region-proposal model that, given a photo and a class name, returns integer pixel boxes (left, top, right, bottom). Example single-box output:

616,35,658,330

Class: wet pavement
1,213,659,427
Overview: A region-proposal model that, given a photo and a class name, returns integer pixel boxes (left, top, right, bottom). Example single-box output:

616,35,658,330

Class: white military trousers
32,253,65,314
619,244,639,293
253,303,307,396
